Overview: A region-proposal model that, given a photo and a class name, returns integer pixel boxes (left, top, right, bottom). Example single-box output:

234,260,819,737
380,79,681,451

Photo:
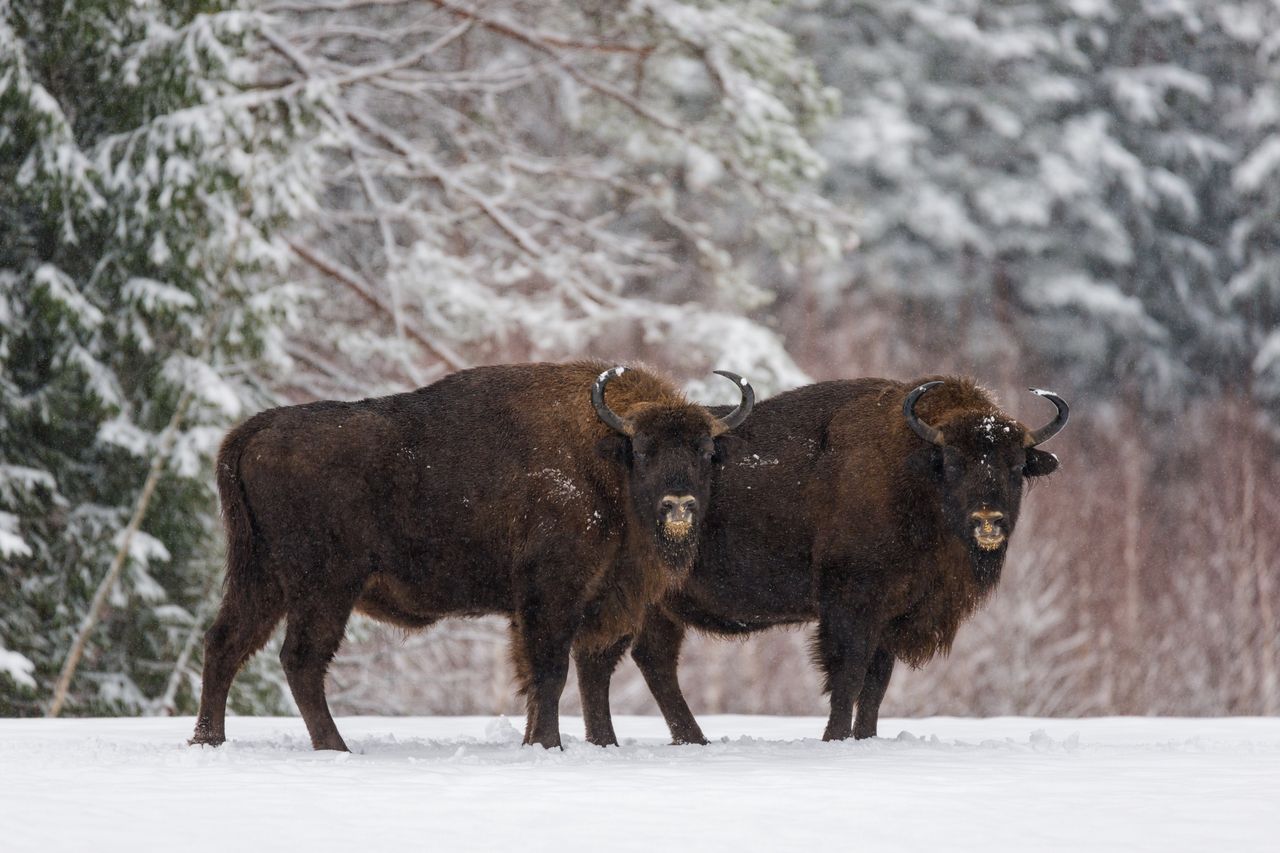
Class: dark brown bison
189,361,753,751
575,376,1067,745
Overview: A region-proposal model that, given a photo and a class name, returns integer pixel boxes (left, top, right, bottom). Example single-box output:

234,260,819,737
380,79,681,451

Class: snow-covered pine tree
0,0,312,715
789,0,1280,414
1040,0,1280,412
1222,3,1280,420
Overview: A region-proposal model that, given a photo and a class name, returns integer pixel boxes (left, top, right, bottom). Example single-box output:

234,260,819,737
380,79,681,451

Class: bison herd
189,360,1067,752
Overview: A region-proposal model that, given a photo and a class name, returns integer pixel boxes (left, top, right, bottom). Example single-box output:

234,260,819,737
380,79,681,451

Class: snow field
2,715,1278,852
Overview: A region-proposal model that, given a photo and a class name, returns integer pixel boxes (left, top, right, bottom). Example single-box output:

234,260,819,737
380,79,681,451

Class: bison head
904,381,1068,582
593,366,753,569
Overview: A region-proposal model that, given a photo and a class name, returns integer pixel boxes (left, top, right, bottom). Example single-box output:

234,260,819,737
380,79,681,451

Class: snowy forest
2,0,1278,722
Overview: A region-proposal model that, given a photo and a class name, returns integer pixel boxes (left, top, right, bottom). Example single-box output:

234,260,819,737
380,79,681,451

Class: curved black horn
712,370,755,432
591,366,634,436
1024,388,1069,447
903,380,946,446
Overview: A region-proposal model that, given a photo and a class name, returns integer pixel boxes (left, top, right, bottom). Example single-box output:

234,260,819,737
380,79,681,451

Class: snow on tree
1224,4,1280,418
790,0,1280,415
0,0,312,715
260,0,846,398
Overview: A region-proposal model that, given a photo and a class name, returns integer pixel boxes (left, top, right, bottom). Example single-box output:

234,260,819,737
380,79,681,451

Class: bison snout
660,494,698,520
970,509,1007,551
659,494,698,539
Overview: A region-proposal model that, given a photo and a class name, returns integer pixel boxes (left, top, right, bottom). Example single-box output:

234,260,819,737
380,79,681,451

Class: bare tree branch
287,239,469,372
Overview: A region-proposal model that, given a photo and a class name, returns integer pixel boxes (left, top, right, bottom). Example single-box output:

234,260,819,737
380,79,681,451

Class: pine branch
47,384,197,718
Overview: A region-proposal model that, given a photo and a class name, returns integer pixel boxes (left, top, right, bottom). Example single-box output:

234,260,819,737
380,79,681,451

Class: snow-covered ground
2,715,1277,852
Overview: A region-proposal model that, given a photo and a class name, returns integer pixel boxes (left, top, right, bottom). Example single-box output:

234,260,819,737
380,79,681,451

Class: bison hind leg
190,576,285,747
510,607,580,750
812,606,877,742
280,586,361,752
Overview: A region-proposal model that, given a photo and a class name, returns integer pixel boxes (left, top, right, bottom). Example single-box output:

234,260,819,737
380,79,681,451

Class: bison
189,361,753,751
575,376,1067,745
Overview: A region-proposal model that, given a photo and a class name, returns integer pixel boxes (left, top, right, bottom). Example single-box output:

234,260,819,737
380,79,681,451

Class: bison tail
215,421,267,600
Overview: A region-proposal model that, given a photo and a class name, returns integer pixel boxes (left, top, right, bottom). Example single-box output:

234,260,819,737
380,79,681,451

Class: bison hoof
670,723,709,745
188,731,225,747
312,741,350,752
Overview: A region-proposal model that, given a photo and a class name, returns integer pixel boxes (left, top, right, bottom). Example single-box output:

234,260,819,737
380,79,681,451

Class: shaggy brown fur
576,376,1063,745
189,361,745,751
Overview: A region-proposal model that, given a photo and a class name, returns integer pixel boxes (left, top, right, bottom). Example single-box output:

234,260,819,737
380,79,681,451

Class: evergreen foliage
0,0,311,715
793,0,1280,415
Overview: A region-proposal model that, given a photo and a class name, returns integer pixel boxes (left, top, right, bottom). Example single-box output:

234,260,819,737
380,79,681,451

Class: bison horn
903,380,946,446
711,370,755,432
592,366,635,436
1024,388,1069,447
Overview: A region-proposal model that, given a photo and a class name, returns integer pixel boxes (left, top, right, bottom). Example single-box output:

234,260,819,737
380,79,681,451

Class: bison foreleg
575,637,631,746
815,607,877,742
631,611,708,746
852,645,895,740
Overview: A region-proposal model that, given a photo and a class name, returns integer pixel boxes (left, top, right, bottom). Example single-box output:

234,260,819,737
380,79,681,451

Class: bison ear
712,434,745,465
1024,448,1059,478
595,434,631,467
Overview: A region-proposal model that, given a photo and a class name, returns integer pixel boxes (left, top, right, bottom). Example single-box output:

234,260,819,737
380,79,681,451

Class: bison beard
576,375,1067,746
189,361,752,752
655,518,698,568
969,546,1006,588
